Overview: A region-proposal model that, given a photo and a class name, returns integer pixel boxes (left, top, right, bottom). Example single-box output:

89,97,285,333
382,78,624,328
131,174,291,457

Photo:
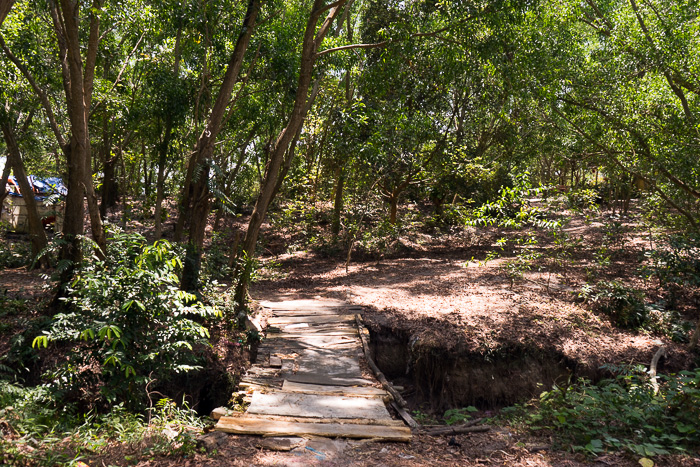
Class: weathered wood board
284,373,374,387
282,380,388,397
220,412,405,426
216,416,411,442
294,348,362,377
266,331,359,340
268,315,357,325
247,391,393,420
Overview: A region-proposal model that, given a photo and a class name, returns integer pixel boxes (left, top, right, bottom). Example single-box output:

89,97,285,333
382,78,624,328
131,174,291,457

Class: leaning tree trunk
233,0,348,307
0,0,15,27
1,122,48,265
178,0,260,292
0,159,11,208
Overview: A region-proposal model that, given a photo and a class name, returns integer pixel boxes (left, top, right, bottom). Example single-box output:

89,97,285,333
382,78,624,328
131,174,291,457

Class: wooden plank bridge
214,299,412,442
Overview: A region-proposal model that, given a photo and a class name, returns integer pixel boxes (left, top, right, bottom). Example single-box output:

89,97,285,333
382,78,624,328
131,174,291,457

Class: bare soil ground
251,207,695,375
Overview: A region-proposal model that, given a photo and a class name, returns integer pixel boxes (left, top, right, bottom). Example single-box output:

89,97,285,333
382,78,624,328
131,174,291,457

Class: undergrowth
0,381,207,466
501,366,700,457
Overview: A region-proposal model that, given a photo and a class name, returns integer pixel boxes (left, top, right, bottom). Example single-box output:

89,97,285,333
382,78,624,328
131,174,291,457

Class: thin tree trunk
153,118,170,240
0,0,15,27
0,159,11,208
1,122,48,265
331,166,344,237
234,0,348,306
179,0,260,292
154,26,182,240
100,152,118,217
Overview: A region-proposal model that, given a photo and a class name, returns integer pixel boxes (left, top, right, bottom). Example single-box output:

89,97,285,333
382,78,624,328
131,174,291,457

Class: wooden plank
269,356,282,368
269,309,358,317
218,413,405,426
294,348,364,380
285,373,373,387
215,416,412,442
281,322,356,331
240,377,283,389
267,323,358,337
260,299,349,308
247,391,393,420
282,380,388,397
266,330,359,338
268,315,356,325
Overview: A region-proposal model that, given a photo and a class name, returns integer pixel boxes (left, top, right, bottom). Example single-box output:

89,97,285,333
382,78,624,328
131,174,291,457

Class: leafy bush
565,188,600,211
0,381,207,466
581,281,689,338
0,226,33,269
202,231,233,281
443,406,478,425
523,367,700,457
33,229,221,408
467,174,560,230
642,233,700,304
582,280,648,329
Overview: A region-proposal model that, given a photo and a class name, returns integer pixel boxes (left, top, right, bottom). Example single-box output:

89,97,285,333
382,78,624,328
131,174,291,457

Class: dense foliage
507,366,700,457
33,230,220,409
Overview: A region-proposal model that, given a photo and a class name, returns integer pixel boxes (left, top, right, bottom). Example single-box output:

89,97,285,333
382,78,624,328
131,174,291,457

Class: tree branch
316,10,480,58
0,33,66,148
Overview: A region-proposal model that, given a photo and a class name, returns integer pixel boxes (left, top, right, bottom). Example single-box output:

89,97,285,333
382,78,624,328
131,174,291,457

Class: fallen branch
355,314,418,429
421,424,491,436
391,401,419,430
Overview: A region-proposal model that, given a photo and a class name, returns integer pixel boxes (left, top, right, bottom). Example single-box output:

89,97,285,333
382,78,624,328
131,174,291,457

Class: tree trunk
179,0,260,292
153,139,169,240
100,152,118,217
388,196,398,225
233,0,348,307
50,0,106,270
154,26,182,241
0,159,11,208
331,166,344,237
1,122,48,265
0,0,15,27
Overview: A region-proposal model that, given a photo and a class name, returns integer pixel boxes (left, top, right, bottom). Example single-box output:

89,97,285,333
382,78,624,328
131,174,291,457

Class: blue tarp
6,176,67,201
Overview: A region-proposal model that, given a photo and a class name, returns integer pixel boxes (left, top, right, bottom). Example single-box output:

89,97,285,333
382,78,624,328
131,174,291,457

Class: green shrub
582,280,648,329
0,226,33,269
581,281,689,338
467,174,560,230
641,233,700,304
0,382,208,466
33,229,221,409
443,406,478,425
202,231,233,281
524,367,700,457
565,188,600,211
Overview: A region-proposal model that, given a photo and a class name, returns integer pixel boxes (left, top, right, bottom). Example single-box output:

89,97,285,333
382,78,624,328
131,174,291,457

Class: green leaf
32,335,48,348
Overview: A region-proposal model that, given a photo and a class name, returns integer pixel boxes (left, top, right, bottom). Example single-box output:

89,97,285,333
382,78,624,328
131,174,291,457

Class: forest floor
251,202,695,374
1,199,699,466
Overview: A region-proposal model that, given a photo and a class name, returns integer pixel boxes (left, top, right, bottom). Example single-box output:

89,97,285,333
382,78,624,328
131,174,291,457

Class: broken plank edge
221,412,405,427
215,416,411,442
